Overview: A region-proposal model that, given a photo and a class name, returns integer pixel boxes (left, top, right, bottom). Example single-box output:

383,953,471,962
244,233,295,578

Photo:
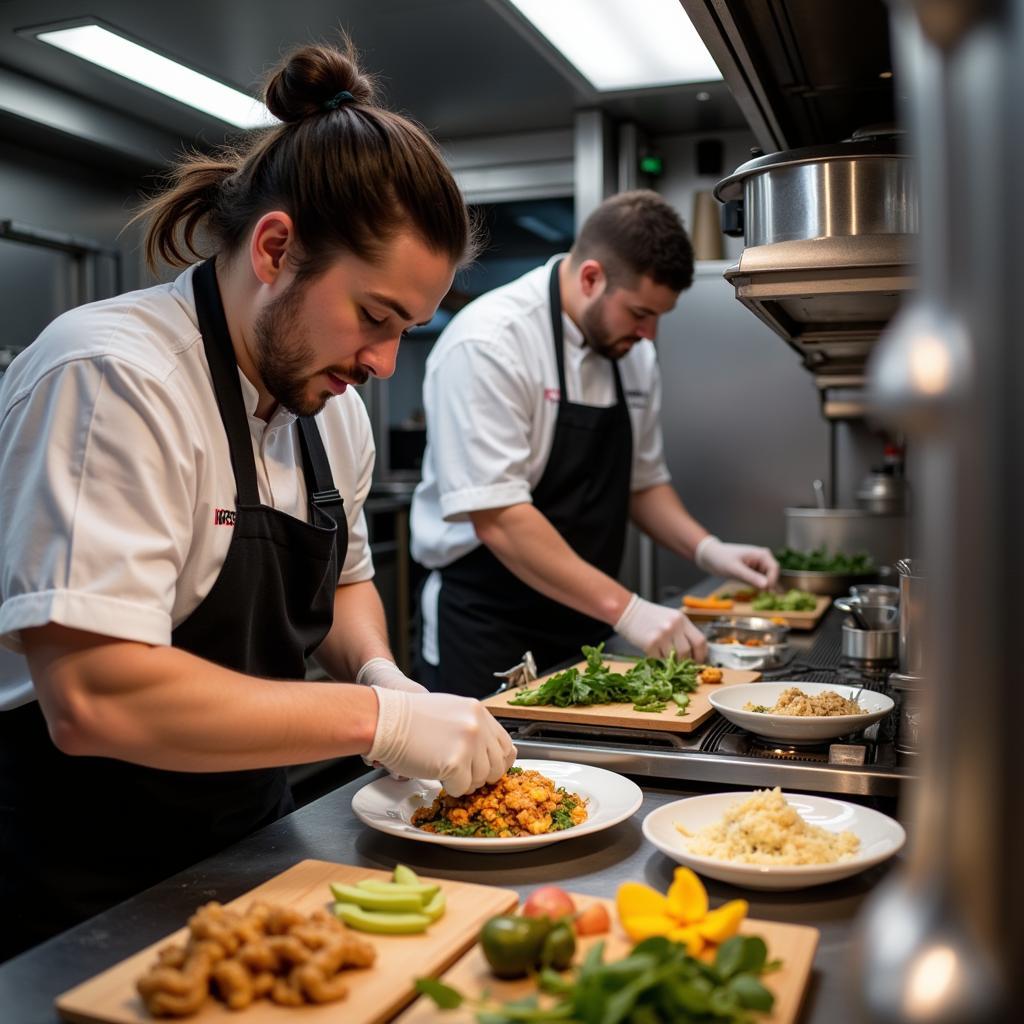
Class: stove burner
746,736,831,761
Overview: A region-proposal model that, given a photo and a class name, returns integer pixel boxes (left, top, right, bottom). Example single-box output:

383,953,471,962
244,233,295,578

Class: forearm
23,624,379,772
313,580,394,680
470,503,632,624
629,483,710,562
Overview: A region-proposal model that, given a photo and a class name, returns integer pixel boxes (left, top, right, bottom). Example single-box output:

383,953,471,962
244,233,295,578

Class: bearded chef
410,190,778,697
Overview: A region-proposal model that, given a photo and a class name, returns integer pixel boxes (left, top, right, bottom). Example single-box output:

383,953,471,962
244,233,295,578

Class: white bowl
642,791,905,890
351,759,642,853
708,681,894,742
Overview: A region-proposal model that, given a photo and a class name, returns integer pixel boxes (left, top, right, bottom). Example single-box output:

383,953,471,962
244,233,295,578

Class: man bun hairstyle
138,37,479,276
571,189,694,294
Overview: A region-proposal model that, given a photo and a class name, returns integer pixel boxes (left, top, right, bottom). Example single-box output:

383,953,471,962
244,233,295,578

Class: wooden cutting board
395,893,819,1024
682,590,831,630
484,660,760,733
55,859,518,1024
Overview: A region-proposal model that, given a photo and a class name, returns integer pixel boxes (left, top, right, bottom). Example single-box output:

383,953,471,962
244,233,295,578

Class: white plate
708,681,894,742
642,791,905,890
351,759,643,853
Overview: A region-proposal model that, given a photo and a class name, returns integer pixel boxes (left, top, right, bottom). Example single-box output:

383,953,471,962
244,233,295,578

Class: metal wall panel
650,261,829,596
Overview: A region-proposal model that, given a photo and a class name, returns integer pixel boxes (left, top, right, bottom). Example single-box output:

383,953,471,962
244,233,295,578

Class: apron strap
297,416,345,518
548,259,627,407
192,259,261,506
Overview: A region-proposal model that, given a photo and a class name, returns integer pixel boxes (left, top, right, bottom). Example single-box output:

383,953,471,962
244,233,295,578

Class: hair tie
323,90,355,111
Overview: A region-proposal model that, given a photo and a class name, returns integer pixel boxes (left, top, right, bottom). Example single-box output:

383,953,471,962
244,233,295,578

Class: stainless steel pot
841,623,898,661
887,670,925,755
850,583,901,605
714,137,917,247
855,470,907,515
897,558,927,674
783,508,907,568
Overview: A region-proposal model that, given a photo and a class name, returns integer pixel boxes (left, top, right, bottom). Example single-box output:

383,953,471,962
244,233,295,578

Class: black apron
435,260,633,698
0,259,347,961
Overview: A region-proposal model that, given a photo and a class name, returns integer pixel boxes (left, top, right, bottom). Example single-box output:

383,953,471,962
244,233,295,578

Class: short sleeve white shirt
409,256,671,663
0,264,375,710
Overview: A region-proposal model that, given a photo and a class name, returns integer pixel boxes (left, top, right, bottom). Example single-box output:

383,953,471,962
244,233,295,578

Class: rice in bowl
676,786,860,865
743,686,866,717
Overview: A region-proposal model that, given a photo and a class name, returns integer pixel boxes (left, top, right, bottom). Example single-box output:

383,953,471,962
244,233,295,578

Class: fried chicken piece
136,899,375,1017
211,957,255,1011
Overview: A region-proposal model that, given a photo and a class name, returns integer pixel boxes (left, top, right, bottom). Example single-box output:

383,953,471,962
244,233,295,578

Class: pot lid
715,135,909,202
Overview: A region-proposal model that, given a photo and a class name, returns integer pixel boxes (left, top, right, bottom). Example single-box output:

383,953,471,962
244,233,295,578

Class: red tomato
574,902,611,936
521,886,576,921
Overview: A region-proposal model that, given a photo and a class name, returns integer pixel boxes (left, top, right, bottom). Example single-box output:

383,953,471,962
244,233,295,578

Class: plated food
411,766,588,838
642,790,906,890
743,686,866,717
677,787,859,866
708,681,894,742
352,759,643,852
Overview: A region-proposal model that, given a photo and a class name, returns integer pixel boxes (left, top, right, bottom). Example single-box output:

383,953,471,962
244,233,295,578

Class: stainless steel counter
0,767,901,1023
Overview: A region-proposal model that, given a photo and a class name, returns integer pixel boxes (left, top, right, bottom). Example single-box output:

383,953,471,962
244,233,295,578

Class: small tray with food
352,759,643,851
705,616,791,671
55,860,518,1024
482,645,760,733
398,872,819,1024
682,586,831,629
643,787,906,890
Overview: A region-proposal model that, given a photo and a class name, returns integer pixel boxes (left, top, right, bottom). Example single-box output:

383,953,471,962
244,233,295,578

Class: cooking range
496,609,914,798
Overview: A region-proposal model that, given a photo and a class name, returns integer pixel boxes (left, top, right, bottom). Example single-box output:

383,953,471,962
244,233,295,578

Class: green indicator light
639,154,663,175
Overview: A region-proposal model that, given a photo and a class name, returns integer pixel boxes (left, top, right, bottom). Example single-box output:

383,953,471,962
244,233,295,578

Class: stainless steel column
850,2,1019,1020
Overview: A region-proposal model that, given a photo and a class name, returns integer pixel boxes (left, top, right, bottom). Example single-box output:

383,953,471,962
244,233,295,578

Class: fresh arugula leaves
508,643,708,713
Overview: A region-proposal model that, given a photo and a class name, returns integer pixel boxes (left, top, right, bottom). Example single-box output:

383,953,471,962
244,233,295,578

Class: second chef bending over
411,191,778,698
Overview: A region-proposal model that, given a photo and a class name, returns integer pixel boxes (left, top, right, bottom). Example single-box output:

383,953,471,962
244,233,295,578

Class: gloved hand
695,535,779,590
614,594,708,661
355,657,428,694
367,687,517,797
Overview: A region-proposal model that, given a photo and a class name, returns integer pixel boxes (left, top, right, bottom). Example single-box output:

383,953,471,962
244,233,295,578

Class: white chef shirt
0,264,375,710
410,256,671,664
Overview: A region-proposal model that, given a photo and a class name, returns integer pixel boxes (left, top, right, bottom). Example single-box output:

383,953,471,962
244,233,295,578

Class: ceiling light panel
35,24,276,129
506,0,721,91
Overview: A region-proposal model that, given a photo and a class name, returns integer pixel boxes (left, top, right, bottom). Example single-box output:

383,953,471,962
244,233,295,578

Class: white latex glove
367,687,517,797
355,657,428,694
614,594,708,662
695,535,779,590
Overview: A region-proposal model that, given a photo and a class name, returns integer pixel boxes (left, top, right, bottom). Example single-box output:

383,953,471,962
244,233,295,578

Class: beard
253,280,368,417
579,295,641,361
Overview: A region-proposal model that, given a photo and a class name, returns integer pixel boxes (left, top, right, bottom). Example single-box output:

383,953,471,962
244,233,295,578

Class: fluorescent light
506,0,721,91
35,24,276,129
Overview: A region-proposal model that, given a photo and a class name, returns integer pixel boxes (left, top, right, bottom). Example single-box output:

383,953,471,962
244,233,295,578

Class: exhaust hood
713,135,917,410
680,1,914,417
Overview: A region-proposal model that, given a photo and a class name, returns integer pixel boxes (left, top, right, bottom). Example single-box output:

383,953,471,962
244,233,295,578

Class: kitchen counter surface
0,765,898,1023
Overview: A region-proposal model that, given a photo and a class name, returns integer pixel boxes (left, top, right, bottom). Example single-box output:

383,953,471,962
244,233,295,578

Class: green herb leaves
775,546,875,575
507,644,706,715
416,934,777,1023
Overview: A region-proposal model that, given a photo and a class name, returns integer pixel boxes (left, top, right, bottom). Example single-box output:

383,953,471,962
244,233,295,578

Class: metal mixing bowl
780,568,876,596
705,616,791,645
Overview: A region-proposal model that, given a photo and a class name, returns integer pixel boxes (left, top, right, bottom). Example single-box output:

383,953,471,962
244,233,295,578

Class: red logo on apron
543,387,561,402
